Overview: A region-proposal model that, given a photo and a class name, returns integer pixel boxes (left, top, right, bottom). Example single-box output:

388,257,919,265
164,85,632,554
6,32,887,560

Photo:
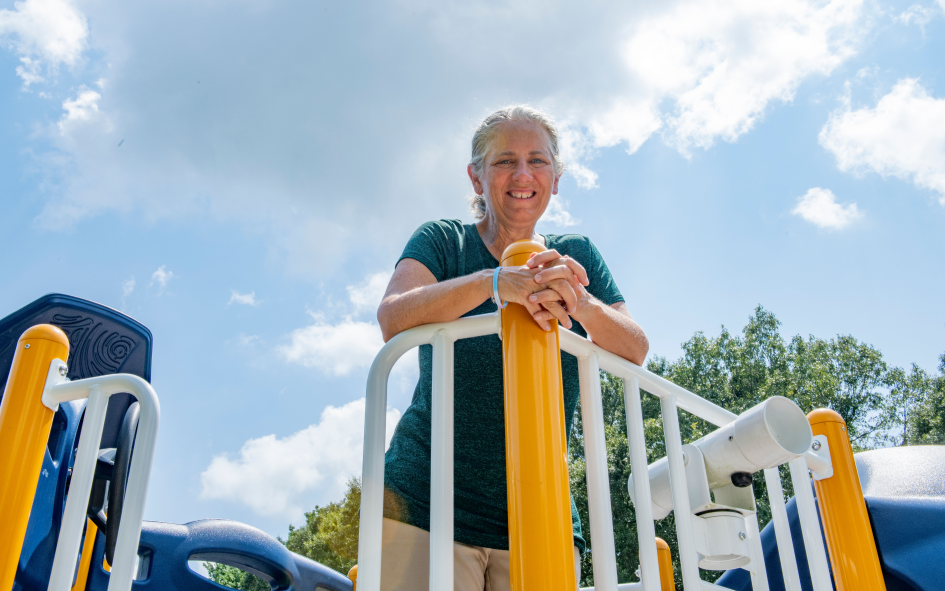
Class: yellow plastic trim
0,325,70,590
501,239,575,591
655,538,675,591
808,409,886,591
347,564,357,591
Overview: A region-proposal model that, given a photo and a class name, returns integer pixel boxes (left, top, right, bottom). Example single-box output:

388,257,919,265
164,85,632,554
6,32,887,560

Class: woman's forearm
378,269,493,342
576,299,649,366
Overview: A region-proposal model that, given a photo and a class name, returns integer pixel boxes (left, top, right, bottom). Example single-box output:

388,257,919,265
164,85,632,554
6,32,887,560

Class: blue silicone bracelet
493,267,508,309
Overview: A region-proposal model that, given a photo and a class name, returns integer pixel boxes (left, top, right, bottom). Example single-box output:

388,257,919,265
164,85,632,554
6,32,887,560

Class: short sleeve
583,238,624,307
397,221,454,282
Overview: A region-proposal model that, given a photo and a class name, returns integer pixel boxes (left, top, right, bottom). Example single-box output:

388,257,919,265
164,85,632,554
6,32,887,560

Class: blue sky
1,0,944,539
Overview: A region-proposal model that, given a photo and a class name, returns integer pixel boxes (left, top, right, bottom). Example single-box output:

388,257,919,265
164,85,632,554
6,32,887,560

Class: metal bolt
59,365,68,377
841,426,846,432
728,435,733,441
738,532,747,541
24,343,30,349
811,440,822,451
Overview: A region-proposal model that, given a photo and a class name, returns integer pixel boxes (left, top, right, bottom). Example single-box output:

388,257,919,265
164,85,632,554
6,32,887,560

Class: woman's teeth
510,191,535,199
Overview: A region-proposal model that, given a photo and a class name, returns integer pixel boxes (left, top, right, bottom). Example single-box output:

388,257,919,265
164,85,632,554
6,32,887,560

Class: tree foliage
208,307,945,591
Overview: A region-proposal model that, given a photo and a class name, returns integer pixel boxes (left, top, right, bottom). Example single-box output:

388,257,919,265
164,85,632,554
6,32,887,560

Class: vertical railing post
808,410,885,591
0,325,70,590
763,468,803,591
658,395,702,590
501,240,575,591
624,377,661,591
429,331,455,590
788,457,833,591
578,352,618,590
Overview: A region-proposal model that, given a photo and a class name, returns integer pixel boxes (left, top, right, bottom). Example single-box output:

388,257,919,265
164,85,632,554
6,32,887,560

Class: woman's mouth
509,191,536,199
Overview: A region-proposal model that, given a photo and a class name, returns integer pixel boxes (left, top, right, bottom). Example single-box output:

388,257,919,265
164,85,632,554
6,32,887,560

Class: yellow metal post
501,240,576,591
808,409,886,591
655,538,676,591
71,519,99,591
347,565,357,591
0,324,70,589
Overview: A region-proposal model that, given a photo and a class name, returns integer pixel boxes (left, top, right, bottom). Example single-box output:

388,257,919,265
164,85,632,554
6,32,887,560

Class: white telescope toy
628,396,813,571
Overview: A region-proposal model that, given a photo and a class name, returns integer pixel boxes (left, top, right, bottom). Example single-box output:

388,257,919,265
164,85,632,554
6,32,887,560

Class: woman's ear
552,173,561,195
467,163,483,194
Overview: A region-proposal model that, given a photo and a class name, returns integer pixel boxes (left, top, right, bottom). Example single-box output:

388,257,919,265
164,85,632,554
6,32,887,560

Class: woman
377,105,649,591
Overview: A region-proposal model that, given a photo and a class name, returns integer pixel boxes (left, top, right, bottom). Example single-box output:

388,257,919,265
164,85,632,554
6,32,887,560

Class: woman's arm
377,258,579,342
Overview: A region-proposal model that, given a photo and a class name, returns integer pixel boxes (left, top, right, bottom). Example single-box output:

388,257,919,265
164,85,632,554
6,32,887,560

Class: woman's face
470,120,561,228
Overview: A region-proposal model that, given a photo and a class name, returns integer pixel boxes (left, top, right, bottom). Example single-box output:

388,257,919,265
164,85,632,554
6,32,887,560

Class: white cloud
228,290,260,307
540,194,579,228
0,0,88,86
346,272,391,315
615,0,865,155
19,0,870,255
819,79,945,203
149,265,174,293
58,88,104,133
199,398,401,521
792,187,862,229
278,315,385,376
896,4,938,27
121,277,135,298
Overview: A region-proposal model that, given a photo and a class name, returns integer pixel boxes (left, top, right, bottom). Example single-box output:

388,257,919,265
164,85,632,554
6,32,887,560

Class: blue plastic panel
86,519,353,591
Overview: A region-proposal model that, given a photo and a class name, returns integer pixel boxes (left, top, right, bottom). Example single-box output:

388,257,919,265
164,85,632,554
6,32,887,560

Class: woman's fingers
531,301,572,330
528,279,578,314
525,249,562,268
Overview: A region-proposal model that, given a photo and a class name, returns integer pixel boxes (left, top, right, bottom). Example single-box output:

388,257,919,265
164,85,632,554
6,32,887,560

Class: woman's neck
476,215,544,261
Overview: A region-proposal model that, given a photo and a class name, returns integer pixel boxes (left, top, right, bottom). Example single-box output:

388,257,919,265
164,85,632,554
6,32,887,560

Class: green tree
204,562,270,591
282,477,361,574
905,353,945,444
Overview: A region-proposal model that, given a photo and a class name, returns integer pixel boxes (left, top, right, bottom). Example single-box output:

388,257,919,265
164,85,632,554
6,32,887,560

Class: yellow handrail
0,325,70,589
501,240,576,591
808,409,886,591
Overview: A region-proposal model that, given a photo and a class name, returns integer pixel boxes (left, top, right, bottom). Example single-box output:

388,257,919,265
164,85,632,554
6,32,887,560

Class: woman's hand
496,250,591,331
495,261,579,331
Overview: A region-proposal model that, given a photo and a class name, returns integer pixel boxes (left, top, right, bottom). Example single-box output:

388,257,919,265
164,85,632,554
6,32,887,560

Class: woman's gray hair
468,105,565,219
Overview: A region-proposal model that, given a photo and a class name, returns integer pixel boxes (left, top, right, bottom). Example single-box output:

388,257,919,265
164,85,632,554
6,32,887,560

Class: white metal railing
40,358,161,591
357,313,831,591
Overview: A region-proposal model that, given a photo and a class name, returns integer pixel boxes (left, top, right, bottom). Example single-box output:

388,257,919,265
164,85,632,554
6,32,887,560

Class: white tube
579,352,618,591
624,377,661,591
660,395,702,591
788,458,833,591
559,329,737,428
630,397,812,516
358,313,499,591
47,386,109,591
429,332,455,591
763,468,802,591
44,374,161,591
745,511,770,591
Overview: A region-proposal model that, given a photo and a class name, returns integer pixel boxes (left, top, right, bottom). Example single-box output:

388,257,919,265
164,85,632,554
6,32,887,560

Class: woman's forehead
488,120,553,154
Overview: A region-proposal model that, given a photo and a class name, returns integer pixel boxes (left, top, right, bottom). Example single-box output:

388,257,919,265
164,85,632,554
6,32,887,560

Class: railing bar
745,510,770,591
106,381,160,591
659,395,702,590
429,332,454,591
623,377,660,591
47,387,109,591
579,353,618,590
788,458,833,591
763,468,803,591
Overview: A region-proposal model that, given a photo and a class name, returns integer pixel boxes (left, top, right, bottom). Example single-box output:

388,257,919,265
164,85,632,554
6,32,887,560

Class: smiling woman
375,105,649,591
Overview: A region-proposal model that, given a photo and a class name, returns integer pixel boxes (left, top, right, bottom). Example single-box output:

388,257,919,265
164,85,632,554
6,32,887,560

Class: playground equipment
2,277,944,591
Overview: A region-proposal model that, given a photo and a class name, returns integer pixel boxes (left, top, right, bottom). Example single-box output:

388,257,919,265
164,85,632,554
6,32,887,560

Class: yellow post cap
500,239,546,265
655,537,670,551
347,564,357,582
18,324,70,348
808,408,845,426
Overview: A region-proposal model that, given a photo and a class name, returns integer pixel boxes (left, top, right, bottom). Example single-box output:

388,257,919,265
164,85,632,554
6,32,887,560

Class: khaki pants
380,518,581,591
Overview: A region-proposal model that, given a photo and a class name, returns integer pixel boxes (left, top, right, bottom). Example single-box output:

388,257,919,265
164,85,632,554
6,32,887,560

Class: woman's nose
513,160,533,180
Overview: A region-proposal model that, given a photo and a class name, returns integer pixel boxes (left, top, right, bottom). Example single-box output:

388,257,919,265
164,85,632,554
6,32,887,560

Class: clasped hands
495,249,591,332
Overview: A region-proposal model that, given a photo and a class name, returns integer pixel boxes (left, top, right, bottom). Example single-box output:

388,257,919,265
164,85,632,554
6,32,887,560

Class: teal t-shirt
383,219,624,553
